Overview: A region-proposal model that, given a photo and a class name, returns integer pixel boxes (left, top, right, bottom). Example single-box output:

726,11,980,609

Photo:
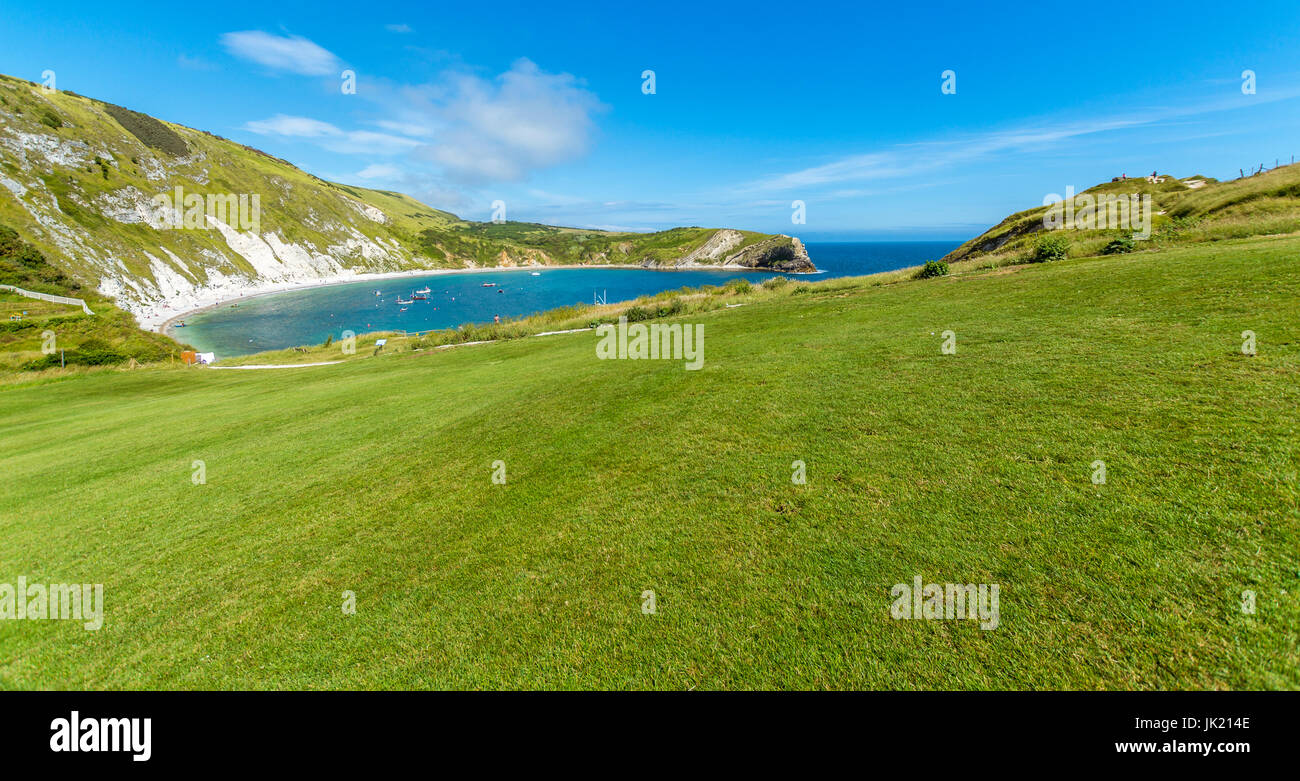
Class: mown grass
0,235,1296,690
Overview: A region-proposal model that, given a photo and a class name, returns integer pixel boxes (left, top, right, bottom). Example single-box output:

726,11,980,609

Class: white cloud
220,31,341,76
405,58,604,183
370,119,433,138
749,117,1151,192
335,131,421,155
385,24,413,33
177,54,218,72
244,115,419,155
748,88,1300,193
245,115,342,138
355,164,404,179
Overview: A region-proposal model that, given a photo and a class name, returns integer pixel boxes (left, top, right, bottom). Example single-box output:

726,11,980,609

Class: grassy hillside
1,234,1295,689
0,72,810,326
0,225,184,372
943,164,1300,266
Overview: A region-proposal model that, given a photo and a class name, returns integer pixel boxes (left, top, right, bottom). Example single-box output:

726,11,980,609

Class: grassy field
0,234,1297,689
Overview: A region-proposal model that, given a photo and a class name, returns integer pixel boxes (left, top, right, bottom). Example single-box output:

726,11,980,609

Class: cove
174,241,959,357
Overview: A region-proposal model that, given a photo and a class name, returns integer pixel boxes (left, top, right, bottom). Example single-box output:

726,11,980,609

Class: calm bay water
177,240,957,357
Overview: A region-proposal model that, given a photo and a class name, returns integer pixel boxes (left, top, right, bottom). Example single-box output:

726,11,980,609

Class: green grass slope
0,234,1295,689
0,225,183,372
943,164,1300,266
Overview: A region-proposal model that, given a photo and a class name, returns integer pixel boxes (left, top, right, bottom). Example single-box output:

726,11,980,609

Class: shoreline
154,262,815,336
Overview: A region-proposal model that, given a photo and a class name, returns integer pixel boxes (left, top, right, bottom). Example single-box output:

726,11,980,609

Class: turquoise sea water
176,241,958,357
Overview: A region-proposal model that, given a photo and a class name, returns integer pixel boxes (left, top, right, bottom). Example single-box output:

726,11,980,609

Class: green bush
21,339,127,371
1032,234,1071,262
68,339,128,366
39,109,62,129
654,298,684,318
1102,235,1136,255
102,103,188,156
914,260,950,279
623,306,652,322
762,276,790,289
725,278,752,294
21,354,59,371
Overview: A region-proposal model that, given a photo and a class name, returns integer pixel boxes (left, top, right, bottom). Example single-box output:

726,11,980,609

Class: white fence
0,284,94,315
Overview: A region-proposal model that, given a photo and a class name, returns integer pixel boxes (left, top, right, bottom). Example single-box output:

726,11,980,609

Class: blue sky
3,0,1299,239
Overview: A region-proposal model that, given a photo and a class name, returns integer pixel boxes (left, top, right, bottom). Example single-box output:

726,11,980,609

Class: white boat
530,272,541,276
396,297,413,305
415,286,431,294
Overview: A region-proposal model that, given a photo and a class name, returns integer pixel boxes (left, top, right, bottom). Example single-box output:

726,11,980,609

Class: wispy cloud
355,163,404,179
243,114,419,154
747,89,1300,193
385,24,413,34
245,115,340,137
749,117,1152,192
220,31,341,76
176,54,218,72
369,119,433,138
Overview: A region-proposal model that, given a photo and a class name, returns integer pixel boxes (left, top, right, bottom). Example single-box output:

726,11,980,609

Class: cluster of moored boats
376,282,507,313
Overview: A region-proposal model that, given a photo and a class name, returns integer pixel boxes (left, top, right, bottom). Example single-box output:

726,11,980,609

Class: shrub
725,278,752,294
39,109,62,129
655,298,684,318
23,339,127,371
21,354,59,371
102,103,188,156
623,306,652,322
67,339,128,366
914,260,950,279
1102,235,1136,255
762,276,790,289
1032,234,1071,262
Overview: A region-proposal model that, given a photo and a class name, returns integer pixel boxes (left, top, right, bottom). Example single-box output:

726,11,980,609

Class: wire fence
1238,156,1294,179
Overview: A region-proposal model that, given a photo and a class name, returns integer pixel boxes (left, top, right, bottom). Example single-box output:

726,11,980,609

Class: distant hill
0,73,813,329
942,164,1300,265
